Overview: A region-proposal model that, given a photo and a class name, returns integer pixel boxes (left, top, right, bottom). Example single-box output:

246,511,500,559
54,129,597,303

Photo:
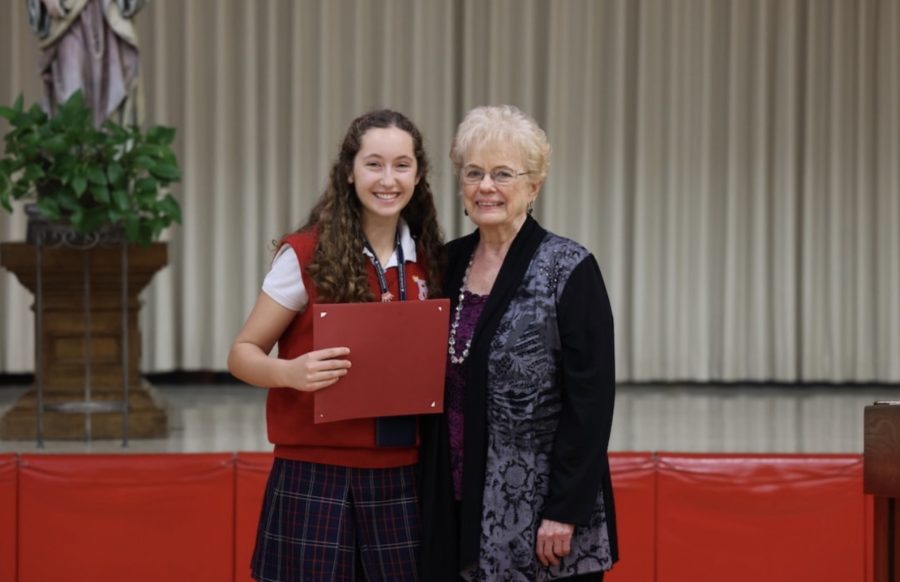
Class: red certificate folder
312,298,450,424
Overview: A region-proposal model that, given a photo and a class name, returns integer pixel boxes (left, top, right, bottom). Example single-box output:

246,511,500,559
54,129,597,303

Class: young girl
228,110,444,582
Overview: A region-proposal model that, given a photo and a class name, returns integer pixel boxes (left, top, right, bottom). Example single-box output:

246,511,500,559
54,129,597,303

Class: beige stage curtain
1,0,898,382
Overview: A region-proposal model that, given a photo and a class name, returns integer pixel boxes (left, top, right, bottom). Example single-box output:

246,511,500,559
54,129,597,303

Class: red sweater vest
266,230,430,467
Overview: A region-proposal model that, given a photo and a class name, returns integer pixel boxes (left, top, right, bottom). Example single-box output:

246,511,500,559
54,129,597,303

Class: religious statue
26,0,150,127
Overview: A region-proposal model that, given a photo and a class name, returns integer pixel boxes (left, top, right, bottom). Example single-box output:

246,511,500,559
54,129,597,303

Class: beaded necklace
447,253,476,364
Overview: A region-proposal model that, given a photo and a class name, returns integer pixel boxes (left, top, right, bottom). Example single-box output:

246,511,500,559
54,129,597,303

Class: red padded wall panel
606,453,657,582
0,454,17,582
865,495,874,582
235,453,273,582
656,453,865,582
18,453,234,582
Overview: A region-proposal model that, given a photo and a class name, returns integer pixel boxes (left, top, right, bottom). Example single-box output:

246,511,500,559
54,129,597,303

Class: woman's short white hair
449,105,551,185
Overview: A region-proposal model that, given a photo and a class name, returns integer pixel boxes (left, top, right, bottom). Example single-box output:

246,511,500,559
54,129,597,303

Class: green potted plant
0,90,181,245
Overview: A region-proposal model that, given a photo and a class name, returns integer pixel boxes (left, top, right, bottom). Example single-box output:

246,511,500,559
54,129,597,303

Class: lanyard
364,228,415,447
363,229,406,302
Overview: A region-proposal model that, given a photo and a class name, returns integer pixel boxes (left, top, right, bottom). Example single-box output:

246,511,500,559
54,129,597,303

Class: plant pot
25,202,124,246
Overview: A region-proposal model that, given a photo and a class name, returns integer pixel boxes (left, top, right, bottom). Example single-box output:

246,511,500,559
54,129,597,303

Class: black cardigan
419,216,618,579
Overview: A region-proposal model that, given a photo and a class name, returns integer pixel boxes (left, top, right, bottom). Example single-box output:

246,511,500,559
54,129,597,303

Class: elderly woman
420,105,618,581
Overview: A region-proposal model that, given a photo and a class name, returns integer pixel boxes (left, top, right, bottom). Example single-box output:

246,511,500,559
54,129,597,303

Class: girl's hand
228,294,350,393
535,518,574,567
283,347,351,392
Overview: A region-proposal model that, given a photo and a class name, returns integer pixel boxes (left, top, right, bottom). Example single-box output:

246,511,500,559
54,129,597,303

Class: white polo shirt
262,220,418,312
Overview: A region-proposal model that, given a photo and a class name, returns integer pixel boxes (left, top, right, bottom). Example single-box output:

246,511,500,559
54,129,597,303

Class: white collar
361,219,417,268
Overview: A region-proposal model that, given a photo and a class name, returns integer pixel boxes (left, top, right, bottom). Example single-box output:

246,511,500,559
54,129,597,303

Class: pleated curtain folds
1,0,898,382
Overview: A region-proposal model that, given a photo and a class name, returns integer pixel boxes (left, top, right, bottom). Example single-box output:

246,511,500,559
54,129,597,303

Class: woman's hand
535,518,574,567
282,347,351,392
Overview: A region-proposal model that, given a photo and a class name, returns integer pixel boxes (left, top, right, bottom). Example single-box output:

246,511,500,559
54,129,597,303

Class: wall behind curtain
1,0,898,382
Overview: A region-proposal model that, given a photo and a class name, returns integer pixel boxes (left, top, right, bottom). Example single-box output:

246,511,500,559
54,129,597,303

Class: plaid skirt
251,458,421,582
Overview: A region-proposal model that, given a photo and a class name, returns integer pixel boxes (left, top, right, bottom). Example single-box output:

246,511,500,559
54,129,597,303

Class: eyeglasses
461,166,530,185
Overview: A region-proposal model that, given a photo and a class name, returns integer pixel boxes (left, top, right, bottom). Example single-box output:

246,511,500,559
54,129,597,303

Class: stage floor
1,382,898,454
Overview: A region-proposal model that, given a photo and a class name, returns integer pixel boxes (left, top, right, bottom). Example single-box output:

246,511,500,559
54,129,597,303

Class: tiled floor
1,382,897,454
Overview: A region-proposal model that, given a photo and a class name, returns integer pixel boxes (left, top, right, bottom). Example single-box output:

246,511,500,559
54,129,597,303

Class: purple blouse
445,289,488,501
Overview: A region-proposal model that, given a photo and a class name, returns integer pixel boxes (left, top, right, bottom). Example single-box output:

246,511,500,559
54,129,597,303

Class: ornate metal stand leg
35,230,45,448
121,240,129,447
83,252,92,441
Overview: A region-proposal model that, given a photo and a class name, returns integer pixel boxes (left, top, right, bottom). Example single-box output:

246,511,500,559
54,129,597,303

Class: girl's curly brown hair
299,110,445,303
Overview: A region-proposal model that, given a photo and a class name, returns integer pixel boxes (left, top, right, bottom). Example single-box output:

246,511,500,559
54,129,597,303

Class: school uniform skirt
251,458,421,582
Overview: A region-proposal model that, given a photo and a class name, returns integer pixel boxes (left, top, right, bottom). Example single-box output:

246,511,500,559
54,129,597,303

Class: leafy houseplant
0,91,181,245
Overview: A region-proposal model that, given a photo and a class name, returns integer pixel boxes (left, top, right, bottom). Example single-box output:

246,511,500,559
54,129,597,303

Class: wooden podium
0,242,169,441
865,402,900,582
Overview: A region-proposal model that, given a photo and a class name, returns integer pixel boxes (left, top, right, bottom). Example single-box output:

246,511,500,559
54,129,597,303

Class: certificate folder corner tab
312,298,450,424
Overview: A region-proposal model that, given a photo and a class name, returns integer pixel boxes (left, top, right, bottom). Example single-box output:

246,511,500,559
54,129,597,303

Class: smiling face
350,126,419,229
461,142,540,236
